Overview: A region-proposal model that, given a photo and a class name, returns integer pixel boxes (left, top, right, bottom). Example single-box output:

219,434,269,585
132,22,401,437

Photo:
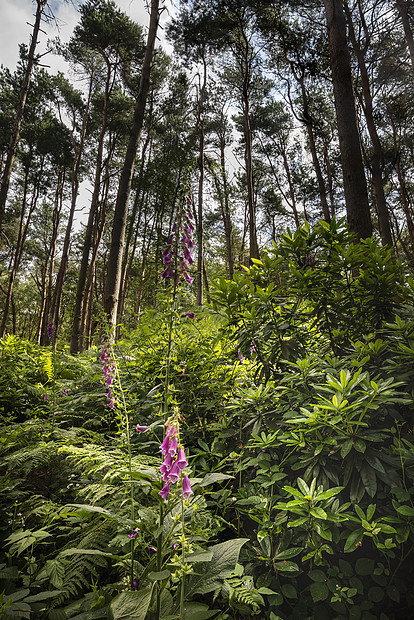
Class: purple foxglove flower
238,349,244,363
105,376,113,387
160,435,171,456
47,322,55,343
136,425,149,432
149,546,157,554
133,578,139,591
184,273,194,285
168,435,178,456
185,312,195,319
176,447,188,470
159,481,171,500
108,397,115,409
160,454,174,479
167,460,181,484
183,247,193,264
44,393,48,401
166,425,178,437
182,474,193,500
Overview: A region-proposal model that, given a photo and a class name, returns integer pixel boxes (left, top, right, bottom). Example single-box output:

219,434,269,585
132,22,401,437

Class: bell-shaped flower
166,425,178,437
160,435,171,456
176,447,188,471
159,480,171,500
167,460,181,484
168,434,178,456
136,425,149,433
182,474,193,500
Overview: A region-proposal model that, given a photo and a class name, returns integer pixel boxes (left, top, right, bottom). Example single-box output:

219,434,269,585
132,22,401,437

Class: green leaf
355,505,365,520
341,439,353,458
257,587,279,595
355,558,375,576
314,487,344,501
282,485,305,499
310,507,327,519
281,583,297,598
344,528,364,553
309,569,326,582
184,538,248,599
396,505,414,517
360,464,377,497
297,478,310,495
182,603,219,620
199,473,234,487
59,548,122,561
148,570,170,581
274,547,303,560
353,439,366,453
273,561,299,572
109,587,153,620
24,590,64,603
310,581,329,602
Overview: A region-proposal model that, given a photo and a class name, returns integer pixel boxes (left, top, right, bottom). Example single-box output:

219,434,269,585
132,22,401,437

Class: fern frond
43,354,54,382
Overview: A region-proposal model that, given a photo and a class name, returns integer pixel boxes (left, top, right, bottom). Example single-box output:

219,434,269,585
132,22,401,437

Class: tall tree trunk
344,0,392,246
395,0,414,74
296,72,331,222
104,0,161,336
71,59,112,354
51,73,93,338
242,71,259,260
197,59,207,306
39,167,64,345
0,0,48,230
1,169,41,337
323,0,372,239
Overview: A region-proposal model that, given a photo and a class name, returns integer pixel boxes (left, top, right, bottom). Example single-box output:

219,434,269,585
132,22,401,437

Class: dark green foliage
1,221,414,618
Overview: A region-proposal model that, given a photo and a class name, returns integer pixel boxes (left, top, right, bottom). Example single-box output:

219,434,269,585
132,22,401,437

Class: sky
0,0,174,75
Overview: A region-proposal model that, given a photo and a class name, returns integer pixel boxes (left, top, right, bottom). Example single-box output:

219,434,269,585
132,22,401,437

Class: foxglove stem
101,336,135,589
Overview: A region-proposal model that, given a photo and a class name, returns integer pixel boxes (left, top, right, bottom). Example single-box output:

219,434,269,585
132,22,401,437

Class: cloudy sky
0,0,174,75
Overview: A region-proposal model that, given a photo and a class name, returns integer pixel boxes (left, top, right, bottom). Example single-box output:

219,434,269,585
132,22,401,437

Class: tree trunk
296,72,331,222
0,0,48,230
323,0,372,239
197,59,207,306
344,0,392,246
104,0,161,336
395,0,414,74
71,59,112,354
1,168,41,337
51,72,93,338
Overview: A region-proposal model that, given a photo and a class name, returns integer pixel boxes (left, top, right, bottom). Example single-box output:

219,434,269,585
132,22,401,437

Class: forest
0,0,414,618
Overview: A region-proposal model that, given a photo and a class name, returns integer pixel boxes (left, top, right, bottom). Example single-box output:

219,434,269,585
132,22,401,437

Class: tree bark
0,0,48,231
395,0,414,74
196,58,207,306
51,72,93,338
71,57,112,354
344,0,392,246
104,0,161,336
323,0,372,239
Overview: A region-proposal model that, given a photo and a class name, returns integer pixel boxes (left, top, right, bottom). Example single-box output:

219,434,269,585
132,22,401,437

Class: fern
43,353,55,382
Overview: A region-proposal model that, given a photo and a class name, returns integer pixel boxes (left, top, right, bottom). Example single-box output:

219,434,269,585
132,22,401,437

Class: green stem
155,502,164,620
180,492,185,620
110,343,135,588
